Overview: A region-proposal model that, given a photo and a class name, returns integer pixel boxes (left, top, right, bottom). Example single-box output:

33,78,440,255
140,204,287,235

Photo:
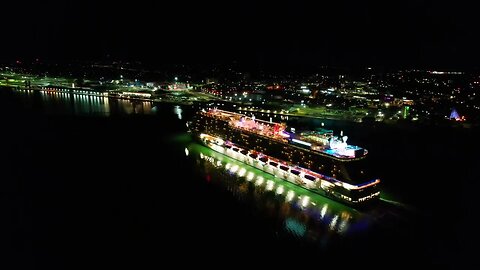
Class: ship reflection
187,143,373,246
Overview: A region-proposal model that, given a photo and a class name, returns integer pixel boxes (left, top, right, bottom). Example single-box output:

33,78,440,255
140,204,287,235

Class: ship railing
206,109,283,127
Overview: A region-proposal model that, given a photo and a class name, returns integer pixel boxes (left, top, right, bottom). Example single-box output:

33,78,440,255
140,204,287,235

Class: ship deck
203,109,367,160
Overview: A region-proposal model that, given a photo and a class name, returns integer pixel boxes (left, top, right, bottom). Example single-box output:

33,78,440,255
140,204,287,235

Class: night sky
2,0,479,69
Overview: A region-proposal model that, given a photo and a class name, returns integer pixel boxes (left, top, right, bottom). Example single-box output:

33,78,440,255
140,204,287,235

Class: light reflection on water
186,143,375,245
174,105,183,120
13,89,155,116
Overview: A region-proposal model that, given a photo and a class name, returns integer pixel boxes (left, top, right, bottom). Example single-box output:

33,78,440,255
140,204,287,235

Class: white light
342,182,355,190
246,172,254,181
255,176,264,186
338,219,348,234
225,163,231,170
301,196,310,208
320,205,328,218
174,105,183,120
292,139,311,147
276,185,284,195
238,168,246,177
286,190,295,201
329,215,339,230
184,148,189,156
230,165,239,173
266,180,274,191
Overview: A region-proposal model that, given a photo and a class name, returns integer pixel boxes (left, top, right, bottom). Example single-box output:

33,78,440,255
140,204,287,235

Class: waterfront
0,87,477,268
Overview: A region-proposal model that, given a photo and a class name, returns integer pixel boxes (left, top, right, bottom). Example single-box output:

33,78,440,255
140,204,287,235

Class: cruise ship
189,109,380,205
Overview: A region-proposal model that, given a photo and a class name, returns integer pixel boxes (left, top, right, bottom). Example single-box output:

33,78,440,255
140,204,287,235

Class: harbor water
0,87,477,268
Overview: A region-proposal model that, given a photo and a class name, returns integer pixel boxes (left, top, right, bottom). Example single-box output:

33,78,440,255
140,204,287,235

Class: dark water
1,88,478,268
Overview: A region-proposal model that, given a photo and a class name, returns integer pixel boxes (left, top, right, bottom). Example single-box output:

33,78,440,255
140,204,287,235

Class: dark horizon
2,0,480,70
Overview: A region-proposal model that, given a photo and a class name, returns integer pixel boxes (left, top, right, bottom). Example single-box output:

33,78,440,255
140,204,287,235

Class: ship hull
196,132,379,206
204,139,318,189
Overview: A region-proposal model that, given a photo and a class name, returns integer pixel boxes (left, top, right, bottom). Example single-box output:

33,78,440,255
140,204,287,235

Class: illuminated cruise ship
189,109,380,205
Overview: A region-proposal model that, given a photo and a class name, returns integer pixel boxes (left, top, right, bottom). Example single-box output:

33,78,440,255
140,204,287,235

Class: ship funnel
342,136,348,143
